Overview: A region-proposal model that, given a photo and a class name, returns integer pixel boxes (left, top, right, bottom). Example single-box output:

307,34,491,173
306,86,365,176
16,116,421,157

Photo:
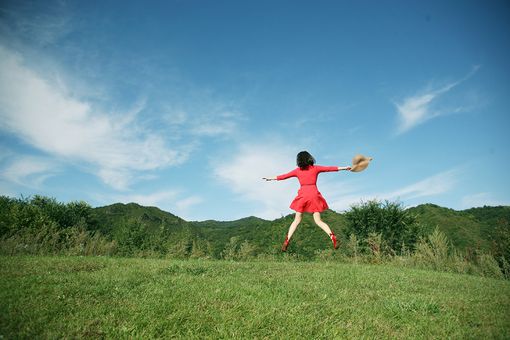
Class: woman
263,151,351,251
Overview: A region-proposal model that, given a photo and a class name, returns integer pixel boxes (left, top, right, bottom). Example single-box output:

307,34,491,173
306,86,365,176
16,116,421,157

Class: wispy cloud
96,190,203,220
212,142,300,219
328,168,461,211
1,155,59,188
395,66,480,134
0,1,73,47
461,192,509,208
191,119,238,137
388,168,459,200
111,190,179,208
189,108,245,138
0,45,189,190
213,140,462,219
175,196,203,211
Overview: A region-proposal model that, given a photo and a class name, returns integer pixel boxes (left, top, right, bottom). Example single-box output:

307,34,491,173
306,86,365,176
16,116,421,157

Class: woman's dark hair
296,151,315,169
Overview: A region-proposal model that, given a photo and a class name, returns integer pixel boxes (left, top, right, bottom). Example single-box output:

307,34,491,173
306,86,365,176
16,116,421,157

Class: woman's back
277,165,339,186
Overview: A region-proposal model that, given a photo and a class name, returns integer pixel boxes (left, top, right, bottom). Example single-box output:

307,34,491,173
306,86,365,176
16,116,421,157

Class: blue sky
0,0,509,221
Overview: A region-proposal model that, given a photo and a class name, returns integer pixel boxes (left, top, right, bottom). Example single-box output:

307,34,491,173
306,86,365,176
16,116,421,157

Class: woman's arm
315,165,351,173
263,168,297,181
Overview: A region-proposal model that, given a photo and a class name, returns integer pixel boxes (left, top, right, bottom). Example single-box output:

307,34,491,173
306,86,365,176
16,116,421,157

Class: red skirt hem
289,191,329,213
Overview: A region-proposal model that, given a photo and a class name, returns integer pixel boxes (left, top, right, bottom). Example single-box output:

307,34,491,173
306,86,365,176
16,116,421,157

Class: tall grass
0,223,116,256
1,224,507,280
392,228,506,279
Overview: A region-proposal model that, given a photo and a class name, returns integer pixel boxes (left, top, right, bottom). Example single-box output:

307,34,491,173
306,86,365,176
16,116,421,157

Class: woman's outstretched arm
315,165,351,172
263,168,297,181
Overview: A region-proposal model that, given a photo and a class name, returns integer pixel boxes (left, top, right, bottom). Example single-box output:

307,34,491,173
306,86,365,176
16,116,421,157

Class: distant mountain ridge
90,202,510,255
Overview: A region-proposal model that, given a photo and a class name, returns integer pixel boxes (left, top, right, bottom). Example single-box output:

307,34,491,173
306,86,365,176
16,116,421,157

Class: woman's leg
313,212,339,249
282,212,302,251
287,212,302,240
312,212,332,235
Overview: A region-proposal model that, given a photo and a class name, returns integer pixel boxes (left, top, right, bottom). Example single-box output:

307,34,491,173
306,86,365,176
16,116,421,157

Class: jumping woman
263,151,351,252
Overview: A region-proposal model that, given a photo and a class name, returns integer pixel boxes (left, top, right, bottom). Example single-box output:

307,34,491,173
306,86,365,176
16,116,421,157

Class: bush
344,200,422,254
166,239,193,259
345,233,360,262
238,240,257,260
476,254,504,279
190,239,211,259
366,232,383,263
222,236,241,260
412,228,450,271
490,219,510,273
0,222,116,256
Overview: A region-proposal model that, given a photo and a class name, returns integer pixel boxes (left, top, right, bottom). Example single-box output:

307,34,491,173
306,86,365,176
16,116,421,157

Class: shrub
190,240,211,259
346,233,360,262
166,239,192,259
344,200,422,255
237,240,257,260
490,219,510,273
366,232,383,263
0,222,116,256
222,236,241,260
499,256,510,280
476,254,504,279
412,228,450,271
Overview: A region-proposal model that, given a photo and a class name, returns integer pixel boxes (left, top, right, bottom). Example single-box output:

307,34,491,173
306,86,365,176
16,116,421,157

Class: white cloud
328,168,461,211
212,142,300,219
395,66,479,134
112,190,179,208
1,156,59,188
0,1,73,47
163,110,188,126
96,190,203,220
461,192,509,208
0,45,188,190
388,168,458,200
214,141,463,219
190,110,244,137
175,196,203,211
191,120,238,137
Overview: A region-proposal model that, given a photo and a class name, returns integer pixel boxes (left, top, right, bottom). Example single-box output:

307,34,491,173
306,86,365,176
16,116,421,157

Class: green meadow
1,256,509,339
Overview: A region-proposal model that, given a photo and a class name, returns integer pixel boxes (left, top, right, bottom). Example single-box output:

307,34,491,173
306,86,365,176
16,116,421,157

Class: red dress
276,165,339,213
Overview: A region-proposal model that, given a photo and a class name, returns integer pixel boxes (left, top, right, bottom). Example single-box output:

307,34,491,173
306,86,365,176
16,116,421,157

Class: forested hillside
1,195,509,266
91,201,509,255
408,204,510,251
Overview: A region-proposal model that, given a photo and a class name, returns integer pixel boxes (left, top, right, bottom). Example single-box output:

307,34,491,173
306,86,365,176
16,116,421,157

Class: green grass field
1,256,509,339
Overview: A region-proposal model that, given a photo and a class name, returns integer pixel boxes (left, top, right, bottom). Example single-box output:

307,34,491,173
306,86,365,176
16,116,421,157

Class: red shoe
330,232,339,249
282,235,290,252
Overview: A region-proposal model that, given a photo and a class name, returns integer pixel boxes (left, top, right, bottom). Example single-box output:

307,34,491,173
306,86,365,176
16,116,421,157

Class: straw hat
350,154,372,172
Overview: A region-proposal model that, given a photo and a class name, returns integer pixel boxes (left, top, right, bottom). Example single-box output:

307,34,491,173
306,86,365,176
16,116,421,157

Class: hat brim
350,155,372,172
350,160,370,172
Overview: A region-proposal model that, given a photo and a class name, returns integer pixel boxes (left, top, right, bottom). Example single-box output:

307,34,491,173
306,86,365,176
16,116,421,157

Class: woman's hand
338,166,352,171
262,177,276,181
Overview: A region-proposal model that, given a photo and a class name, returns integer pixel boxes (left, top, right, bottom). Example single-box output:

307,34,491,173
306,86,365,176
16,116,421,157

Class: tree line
0,195,508,279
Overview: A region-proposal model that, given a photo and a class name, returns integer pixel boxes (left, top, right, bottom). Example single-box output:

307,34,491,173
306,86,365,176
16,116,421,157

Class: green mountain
91,202,187,234
408,204,510,251
90,203,348,257
2,194,507,258
90,202,508,255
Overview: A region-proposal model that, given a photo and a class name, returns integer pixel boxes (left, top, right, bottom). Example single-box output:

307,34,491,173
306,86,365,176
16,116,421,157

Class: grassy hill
1,256,509,339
